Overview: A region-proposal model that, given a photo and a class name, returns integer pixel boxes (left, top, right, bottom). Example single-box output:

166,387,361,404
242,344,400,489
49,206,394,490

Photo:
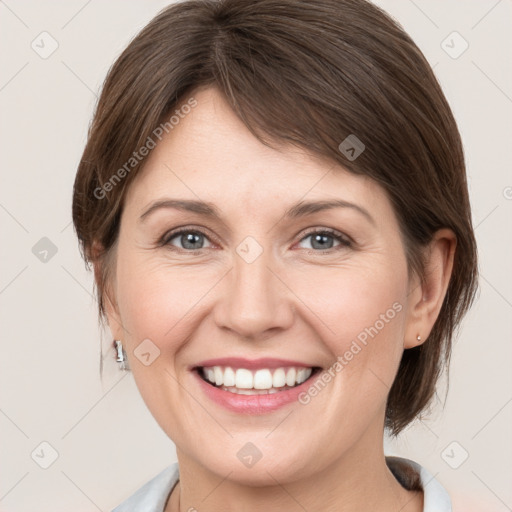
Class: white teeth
296,368,312,384
254,369,273,389
272,368,286,388
214,366,223,386
201,365,314,391
223,367,235,387
220,386,291,395
296,368,305,384
235,368,253,389
236,389,254,395
286,367,296,386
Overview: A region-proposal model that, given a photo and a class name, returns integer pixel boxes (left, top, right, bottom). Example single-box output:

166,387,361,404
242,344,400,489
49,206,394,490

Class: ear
404,228,456,349
91,241,124,341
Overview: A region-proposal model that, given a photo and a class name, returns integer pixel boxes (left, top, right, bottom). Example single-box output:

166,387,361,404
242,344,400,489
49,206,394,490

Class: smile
191,357,323,413
199,365,316,394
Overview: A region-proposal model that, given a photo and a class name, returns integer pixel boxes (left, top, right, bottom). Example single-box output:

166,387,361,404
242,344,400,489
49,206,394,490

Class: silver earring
114,340,129,371
416,335,421,342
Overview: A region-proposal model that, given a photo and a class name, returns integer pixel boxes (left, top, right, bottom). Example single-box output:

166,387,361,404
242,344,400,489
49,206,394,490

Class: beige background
0,1,511,510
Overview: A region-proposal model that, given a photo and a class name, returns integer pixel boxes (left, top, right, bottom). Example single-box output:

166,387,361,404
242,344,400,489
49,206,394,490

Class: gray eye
298,231,348,251
166,230,213,250
308,233,335,250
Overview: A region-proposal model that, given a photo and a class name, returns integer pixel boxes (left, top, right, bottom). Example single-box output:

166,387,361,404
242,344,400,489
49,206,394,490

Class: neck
166,423,423,512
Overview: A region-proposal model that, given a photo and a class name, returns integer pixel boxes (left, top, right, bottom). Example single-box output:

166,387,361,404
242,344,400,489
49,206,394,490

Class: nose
214,243,294,341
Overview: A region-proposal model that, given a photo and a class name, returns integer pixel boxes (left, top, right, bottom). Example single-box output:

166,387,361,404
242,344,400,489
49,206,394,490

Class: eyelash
159,226,353,254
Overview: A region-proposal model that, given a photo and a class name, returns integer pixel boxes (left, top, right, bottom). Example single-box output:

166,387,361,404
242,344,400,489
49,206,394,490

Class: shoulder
386,456,452,512
111,462,180,512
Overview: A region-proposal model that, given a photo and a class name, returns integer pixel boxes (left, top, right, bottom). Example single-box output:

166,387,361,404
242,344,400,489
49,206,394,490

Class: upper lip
192,357,318,370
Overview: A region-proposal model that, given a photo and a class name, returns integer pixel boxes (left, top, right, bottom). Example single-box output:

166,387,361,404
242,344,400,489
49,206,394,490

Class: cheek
113,256,211,430
280,262,408,459
115,253,219,347
302,254,406,325
293,259,408,388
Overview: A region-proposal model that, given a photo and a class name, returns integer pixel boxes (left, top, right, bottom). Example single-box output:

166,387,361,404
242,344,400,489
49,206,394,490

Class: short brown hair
72,0,478,434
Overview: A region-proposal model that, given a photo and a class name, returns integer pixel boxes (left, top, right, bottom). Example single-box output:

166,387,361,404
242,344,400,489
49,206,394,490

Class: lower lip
193,369,317,414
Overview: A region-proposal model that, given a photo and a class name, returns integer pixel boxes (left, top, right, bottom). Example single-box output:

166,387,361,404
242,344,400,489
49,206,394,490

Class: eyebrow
139,198,375,225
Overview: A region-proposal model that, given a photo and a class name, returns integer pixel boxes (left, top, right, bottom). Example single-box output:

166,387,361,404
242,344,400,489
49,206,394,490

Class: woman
72,0,478,510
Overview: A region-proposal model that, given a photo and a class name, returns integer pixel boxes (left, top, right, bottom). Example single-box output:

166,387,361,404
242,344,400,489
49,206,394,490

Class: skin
101,86,456,512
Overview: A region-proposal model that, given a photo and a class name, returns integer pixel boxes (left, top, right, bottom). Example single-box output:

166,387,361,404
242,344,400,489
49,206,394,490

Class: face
106,86,418,484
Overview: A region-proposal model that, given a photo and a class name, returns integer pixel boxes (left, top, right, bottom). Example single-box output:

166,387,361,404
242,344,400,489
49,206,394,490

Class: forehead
124,87,389,221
